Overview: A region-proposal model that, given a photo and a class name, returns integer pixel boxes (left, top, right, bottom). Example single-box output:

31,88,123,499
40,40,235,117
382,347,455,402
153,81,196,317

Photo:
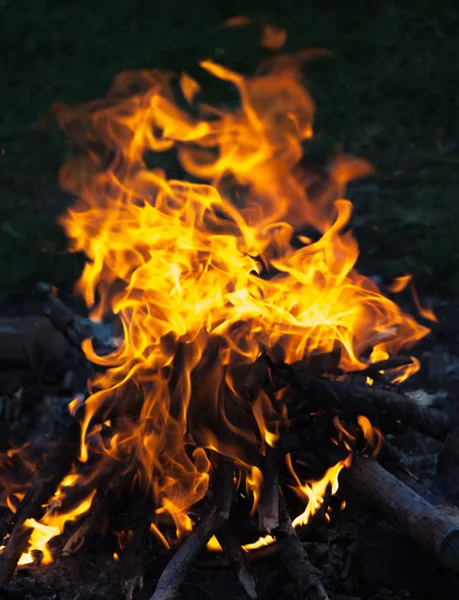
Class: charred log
274,498,329,600
216,523,258,599
286,372,450,441
341,456,459,570
150,506,224,600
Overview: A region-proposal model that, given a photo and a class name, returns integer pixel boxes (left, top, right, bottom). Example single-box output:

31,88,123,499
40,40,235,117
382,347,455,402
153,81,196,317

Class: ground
1,1,459,309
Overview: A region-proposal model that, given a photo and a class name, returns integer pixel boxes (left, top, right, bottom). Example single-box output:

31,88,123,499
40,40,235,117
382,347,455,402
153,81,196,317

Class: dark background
1,0,458,308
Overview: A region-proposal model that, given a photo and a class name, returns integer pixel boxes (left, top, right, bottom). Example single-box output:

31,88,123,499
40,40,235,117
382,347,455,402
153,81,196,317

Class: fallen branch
341,456,459,569
216,524,258,599
274,499,329,600
150,506,224,600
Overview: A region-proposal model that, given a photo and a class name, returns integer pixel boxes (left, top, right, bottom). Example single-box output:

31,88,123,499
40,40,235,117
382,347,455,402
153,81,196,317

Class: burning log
150,506,225,600
274,499,329,600
62,467,134,555
62,489,112,555
216,523,258,599
341,456,459,570
356,355,415,377
0,420,80,583
150,458,234,599
291,374,450,441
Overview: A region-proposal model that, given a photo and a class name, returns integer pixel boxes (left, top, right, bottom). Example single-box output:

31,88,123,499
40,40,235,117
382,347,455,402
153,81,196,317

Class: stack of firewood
0,293,458,600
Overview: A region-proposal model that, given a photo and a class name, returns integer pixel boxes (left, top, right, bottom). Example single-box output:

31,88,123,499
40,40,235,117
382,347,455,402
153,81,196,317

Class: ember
0,21,455,600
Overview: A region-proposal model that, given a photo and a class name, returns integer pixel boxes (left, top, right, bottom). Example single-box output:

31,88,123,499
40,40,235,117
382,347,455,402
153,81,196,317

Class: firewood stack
0,295,457,600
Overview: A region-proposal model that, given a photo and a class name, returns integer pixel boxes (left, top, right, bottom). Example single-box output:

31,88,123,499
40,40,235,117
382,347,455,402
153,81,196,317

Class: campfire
1,23,457,600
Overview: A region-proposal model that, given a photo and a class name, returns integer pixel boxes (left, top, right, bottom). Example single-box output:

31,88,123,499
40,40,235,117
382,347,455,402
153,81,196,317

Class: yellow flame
207,454,351,554
289,455,351,529
243,534,275,551
149,522,171,550
18,490,96,565
44,36,430,535
206,535,223,552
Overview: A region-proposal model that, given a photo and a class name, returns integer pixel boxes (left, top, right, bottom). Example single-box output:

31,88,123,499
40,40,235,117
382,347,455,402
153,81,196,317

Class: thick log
295,374,450,441
0,316,78,393
0,420,80,583
216,524,258,599
44,292,92,348
150,506,224,600
274,499,329,600
341,456,459,569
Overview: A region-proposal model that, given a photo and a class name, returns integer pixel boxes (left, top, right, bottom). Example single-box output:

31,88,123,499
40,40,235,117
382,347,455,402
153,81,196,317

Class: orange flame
289,455,351,528
260,25,287,50
207,452,351,554
46,39,430,540
388,274,412,294
18,489,96,565
357,415,383,456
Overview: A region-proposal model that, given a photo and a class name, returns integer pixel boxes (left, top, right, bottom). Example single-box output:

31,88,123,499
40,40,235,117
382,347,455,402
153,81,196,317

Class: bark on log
296,375,450,441
341,456,459,569
150,506,224,600
274,500,329,600
216,524,258,599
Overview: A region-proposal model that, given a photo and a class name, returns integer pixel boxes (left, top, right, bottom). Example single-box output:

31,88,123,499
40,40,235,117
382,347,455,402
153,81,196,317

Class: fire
18,489,96,565
1,26,431,561
290,455,351,528
206,533,276,553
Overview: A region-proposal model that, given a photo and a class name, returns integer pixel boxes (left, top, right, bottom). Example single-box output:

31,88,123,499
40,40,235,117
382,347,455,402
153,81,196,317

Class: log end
439,529,459,570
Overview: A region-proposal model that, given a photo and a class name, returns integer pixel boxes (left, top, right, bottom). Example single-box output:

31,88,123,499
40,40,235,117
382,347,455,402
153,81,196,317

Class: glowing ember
1,24,432,564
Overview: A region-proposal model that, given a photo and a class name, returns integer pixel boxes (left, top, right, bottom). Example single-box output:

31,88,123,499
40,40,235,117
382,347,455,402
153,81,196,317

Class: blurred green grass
1,0,458,307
